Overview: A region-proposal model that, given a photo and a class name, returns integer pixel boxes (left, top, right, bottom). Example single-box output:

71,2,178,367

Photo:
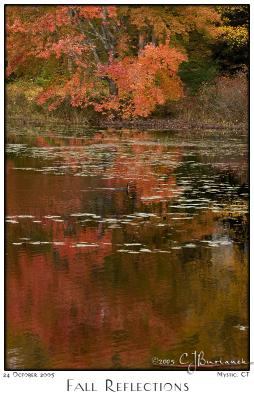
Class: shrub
178,71,248,125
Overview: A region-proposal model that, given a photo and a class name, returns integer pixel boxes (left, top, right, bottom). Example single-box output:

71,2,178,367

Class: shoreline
6,115,247,132
101,119,247,132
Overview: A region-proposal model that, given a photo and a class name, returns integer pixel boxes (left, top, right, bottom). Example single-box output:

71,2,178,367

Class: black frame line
3,2,251,372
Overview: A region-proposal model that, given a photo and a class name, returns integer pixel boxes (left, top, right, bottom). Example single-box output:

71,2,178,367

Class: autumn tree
6,5,221,118
214,5,249,73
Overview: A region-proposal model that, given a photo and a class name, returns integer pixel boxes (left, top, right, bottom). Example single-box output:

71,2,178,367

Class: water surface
6,126,249,370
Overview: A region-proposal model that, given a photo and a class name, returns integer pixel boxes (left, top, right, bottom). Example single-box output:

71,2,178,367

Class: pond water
6,125,249,370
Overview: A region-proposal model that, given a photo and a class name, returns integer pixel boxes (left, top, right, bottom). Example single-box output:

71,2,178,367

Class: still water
6,126,248,370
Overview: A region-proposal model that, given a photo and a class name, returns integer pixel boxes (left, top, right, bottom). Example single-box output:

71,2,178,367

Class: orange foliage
6,5,221,118
97,43,186,117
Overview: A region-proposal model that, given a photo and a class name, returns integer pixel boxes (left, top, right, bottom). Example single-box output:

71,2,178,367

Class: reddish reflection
6,130,248,370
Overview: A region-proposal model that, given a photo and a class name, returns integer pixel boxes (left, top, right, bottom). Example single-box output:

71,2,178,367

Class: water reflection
6,127,248,370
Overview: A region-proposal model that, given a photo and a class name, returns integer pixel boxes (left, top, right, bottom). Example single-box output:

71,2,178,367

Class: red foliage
98,43,187,117
6,5,220,118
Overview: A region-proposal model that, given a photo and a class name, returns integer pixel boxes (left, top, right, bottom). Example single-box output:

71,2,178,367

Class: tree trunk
108,79,118,96
151,31,156,45
138,32,146,52
67,58,73,74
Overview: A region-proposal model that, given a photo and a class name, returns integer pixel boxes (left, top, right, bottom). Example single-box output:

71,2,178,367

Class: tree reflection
6,129,248,369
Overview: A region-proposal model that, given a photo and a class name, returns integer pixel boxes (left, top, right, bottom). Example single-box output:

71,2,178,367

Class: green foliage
179,58,218,94
176,30,219,93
